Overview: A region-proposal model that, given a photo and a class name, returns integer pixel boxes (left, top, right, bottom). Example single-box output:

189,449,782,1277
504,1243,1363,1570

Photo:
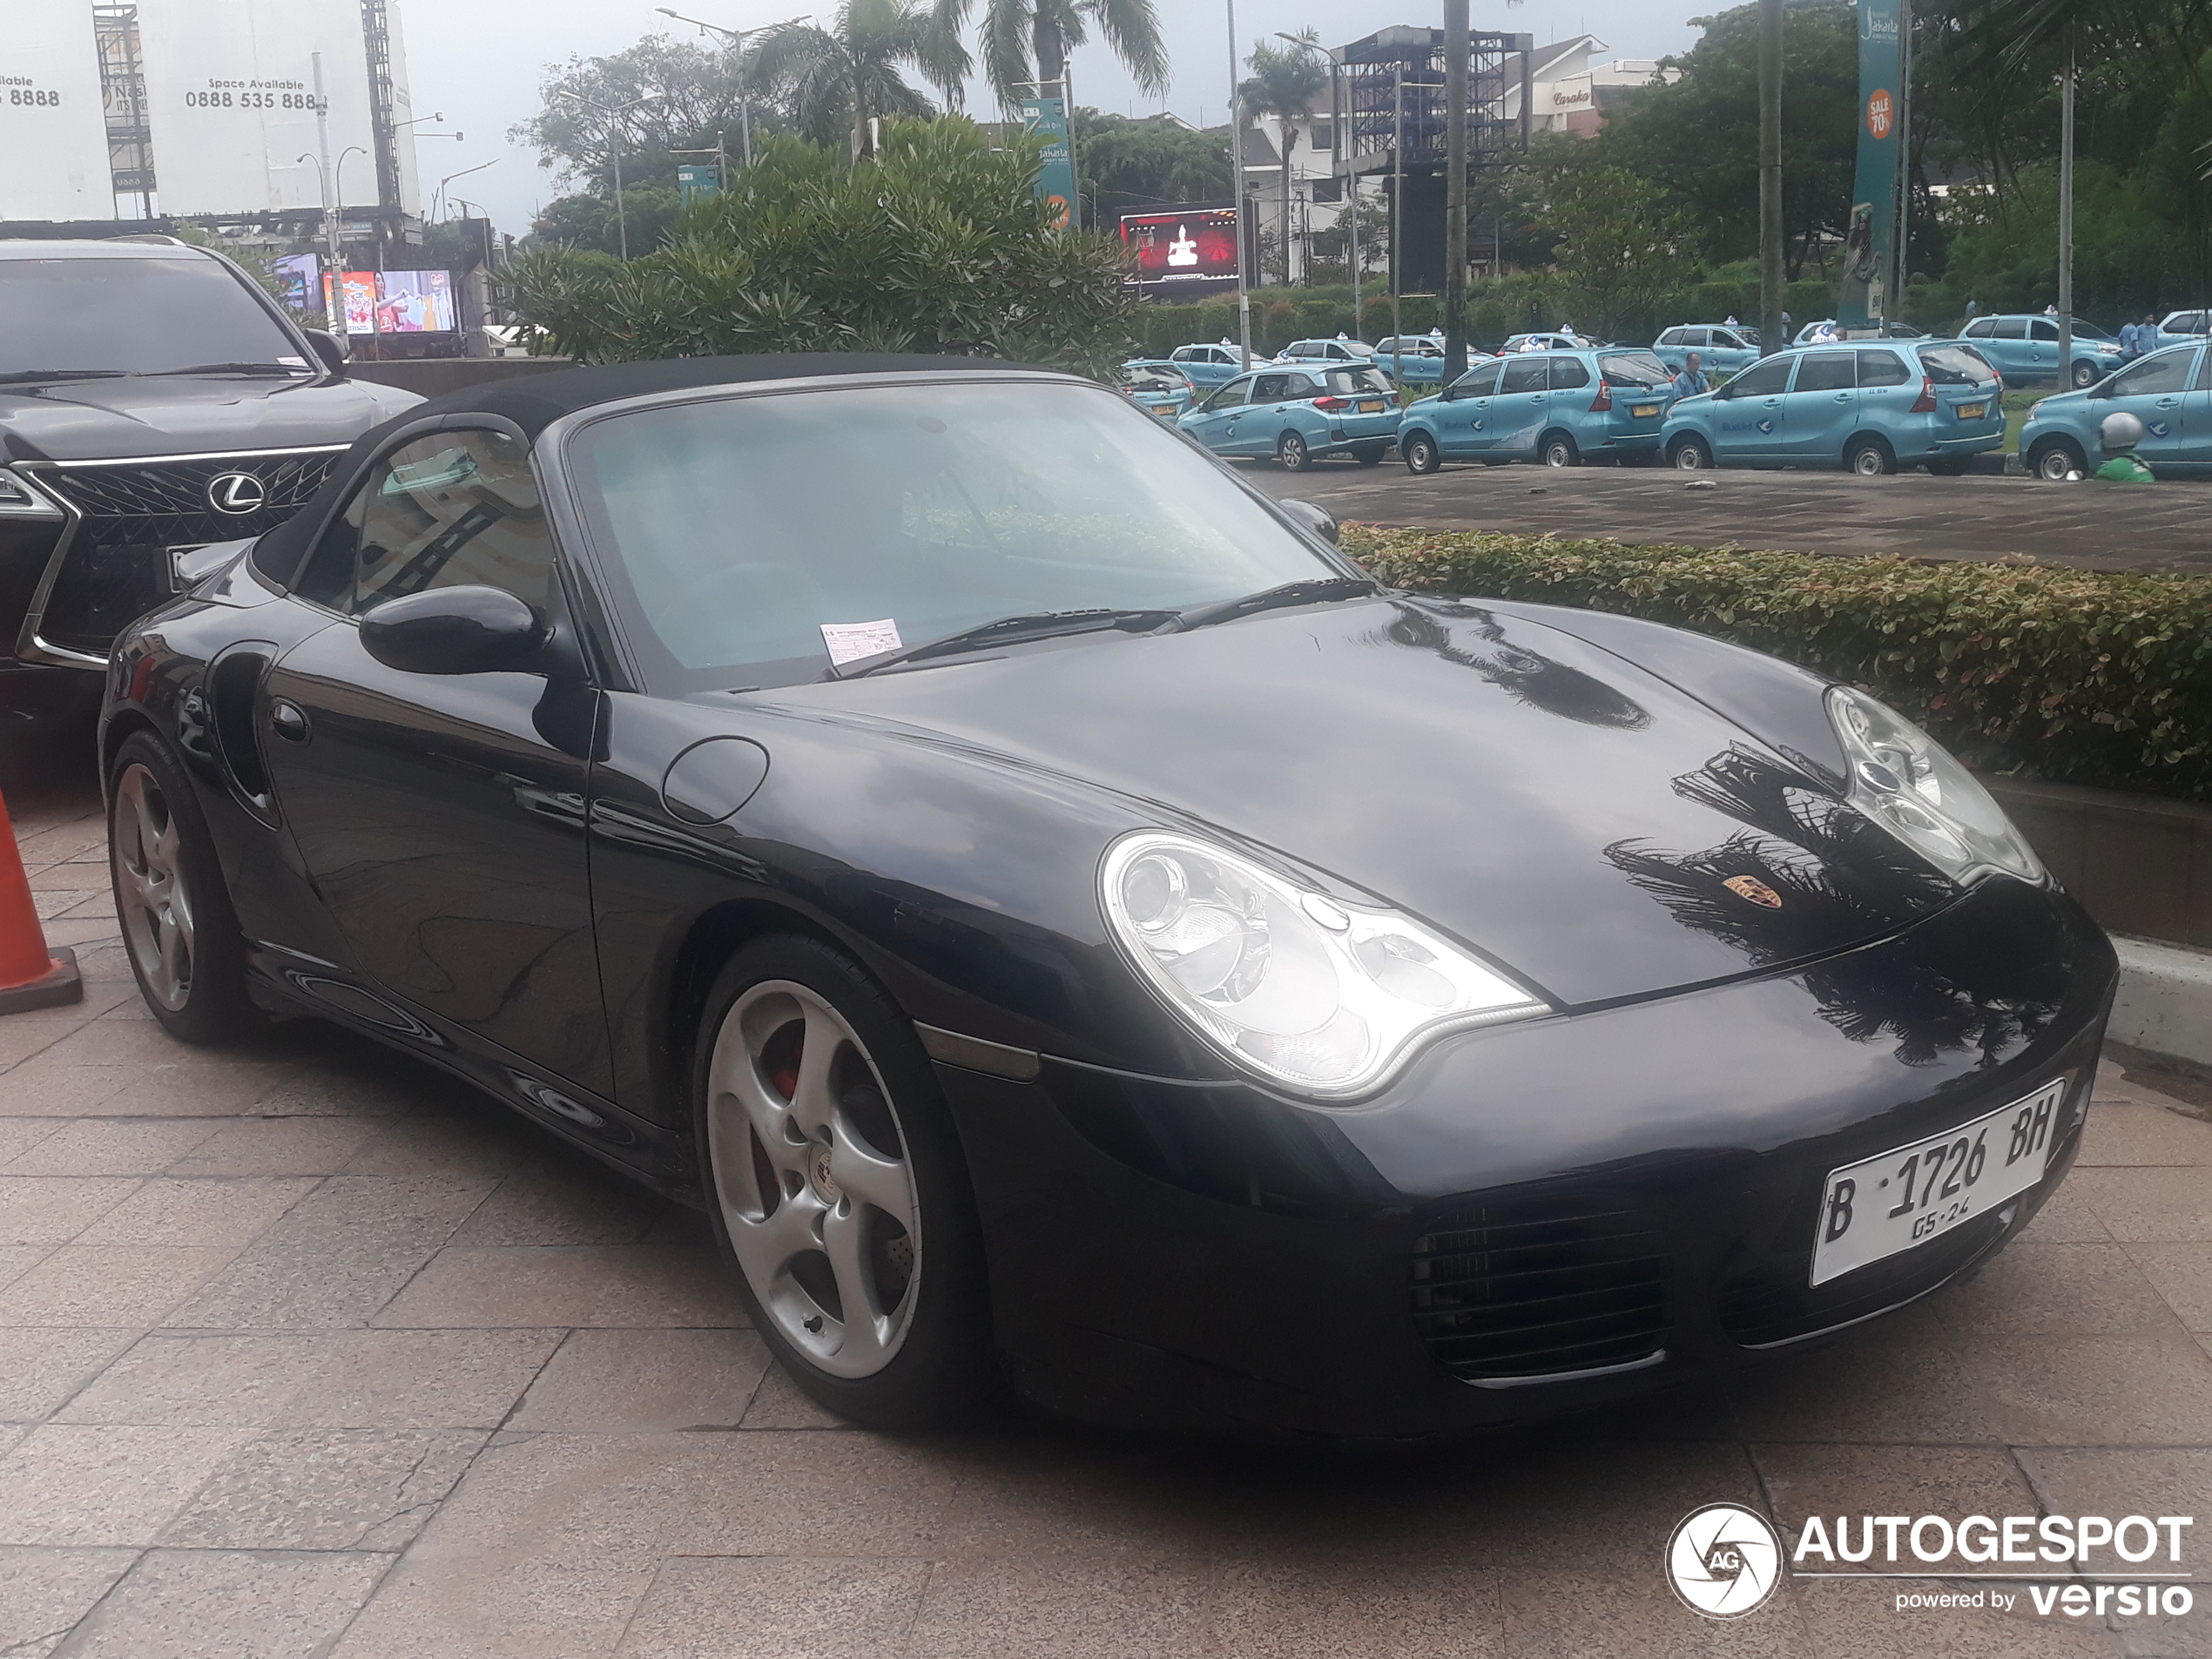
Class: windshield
0,256,304,380
1919,344,1991,385
2069,320,2114,341
1599,351,1671,388
568,379,1342,691
1123,365,1188,393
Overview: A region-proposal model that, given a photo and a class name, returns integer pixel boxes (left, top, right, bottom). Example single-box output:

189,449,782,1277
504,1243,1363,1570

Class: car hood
0,374,421,463
763,595,1959,1009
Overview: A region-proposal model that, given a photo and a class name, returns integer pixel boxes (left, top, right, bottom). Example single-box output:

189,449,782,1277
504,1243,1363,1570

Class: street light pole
557,89,651,257
311,53,343,341
1757,0,1784,356
2057,30,2074,394
1225,0,1251,368
656,10,806,170
1441,0,1468,381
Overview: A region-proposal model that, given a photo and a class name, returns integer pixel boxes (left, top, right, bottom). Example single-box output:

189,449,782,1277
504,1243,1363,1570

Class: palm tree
750,0,970,160
1239,31,1328,285
943,0,1169,112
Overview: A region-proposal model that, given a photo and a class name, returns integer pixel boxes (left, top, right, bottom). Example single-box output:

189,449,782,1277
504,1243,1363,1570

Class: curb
2108,934,2212,1075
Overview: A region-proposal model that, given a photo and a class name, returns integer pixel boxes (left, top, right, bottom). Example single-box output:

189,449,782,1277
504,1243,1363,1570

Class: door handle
268,699,310,742
1835,394,1852,402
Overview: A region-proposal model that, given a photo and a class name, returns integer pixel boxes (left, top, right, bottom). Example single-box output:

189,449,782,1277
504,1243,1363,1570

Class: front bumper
938,878,2114,1440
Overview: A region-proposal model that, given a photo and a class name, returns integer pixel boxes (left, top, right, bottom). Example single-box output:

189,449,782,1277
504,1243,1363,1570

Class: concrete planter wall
1986,776,2212,950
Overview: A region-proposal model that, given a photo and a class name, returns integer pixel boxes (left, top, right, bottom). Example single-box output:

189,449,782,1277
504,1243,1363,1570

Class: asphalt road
1249,460,2212,574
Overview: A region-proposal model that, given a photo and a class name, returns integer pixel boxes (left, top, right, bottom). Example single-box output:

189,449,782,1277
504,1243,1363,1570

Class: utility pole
1226,0,1252,368
1391,70,1406,381
1441,0,1469,380
1757,0,1784,355
2057,30,2074,391
1892,0,1912,322
312,53,343,342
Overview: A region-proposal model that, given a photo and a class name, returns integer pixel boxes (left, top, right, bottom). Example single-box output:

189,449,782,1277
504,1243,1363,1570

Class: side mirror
304,329,349,376
1278,498,1339,546
359,585,547,675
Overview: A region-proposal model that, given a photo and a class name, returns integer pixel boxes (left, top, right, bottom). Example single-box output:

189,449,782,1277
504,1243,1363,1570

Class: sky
398,0,1711,238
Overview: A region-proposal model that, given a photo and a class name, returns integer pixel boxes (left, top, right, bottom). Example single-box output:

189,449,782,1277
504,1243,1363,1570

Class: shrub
1341,528,2212,801
500,120,1138,379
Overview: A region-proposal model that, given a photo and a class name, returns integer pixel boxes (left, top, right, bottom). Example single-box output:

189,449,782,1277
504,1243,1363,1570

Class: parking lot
1253,462,2212,574
2,742,2209,1658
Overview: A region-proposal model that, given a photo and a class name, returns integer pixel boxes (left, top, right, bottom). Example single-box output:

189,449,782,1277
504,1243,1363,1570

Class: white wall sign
0,0,114,222
137,0,377,215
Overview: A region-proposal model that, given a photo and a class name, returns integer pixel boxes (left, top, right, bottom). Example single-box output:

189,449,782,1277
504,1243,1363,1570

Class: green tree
749,0,968,159
499,119,1138,375
529,186,685,257
1239,31,1328,284
514,35,756,188
1073,110,1228,226
1545,165,1696,337
946,0,1168,111
1601,3,1857,277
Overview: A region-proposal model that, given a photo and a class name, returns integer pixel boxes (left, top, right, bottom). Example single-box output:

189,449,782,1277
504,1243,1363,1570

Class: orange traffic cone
0,787,83,1015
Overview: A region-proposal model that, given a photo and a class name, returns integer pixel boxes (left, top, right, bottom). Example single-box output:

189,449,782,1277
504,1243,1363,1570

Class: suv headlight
1827,687,2046,887
0,468,62,520
1100,832,1548,1099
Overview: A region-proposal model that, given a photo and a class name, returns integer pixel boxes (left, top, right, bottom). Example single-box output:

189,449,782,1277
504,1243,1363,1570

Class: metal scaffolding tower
93,3,156,219
361,0,401,215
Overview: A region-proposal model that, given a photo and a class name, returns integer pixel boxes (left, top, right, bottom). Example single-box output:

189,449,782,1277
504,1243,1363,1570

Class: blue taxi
1653,323,1763,377
1397,347,1675,473
2020,341,2212,479
1164,341,1247,390
1958,314,2123,388
2157,309,2210,350
1119,360,1196,421
1374,334,1449,388
1661,340,2003,475
1176,361,1400,470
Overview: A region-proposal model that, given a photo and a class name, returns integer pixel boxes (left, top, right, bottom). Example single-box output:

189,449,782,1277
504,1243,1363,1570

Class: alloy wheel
1278,433,1310,471
111,762,194,1012
705,981,921,1379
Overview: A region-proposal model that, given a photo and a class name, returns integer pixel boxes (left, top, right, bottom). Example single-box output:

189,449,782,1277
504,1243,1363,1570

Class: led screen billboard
136,0,384,216
1120,206,1245,295
321,269,456,334
0,0,113,222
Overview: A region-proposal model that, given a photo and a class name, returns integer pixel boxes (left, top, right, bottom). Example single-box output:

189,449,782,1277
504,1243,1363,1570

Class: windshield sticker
820,618,903,666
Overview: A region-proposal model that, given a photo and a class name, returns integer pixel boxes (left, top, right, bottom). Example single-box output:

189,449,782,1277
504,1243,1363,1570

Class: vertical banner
1838,0,1902,329
1019,96,1076,230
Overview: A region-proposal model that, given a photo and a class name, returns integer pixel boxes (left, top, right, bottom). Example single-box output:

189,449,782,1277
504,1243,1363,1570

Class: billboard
136,0,381,216
1120,206,1244,295
0,0,113,222
322,269,455,334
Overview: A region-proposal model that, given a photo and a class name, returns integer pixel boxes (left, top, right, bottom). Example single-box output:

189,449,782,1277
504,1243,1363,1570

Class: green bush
1340,528,2212,801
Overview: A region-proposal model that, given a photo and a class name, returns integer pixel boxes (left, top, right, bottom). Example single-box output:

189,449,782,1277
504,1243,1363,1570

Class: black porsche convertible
98,354,2114,1439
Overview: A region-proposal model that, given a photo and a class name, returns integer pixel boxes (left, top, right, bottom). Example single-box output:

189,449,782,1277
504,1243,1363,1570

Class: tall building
1,0,421,233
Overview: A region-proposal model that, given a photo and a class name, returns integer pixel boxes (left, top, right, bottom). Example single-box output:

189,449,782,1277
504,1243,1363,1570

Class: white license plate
1358,399,1388,413
1810,1078,2066,1286
1631,403,1662,418
1957,401,1987,419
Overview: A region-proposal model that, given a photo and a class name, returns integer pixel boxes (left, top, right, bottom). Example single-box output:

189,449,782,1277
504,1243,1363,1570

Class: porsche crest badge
1723,875,1784,909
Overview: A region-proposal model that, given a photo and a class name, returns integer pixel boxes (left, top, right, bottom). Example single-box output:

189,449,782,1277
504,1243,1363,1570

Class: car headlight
1826,687,2046,887
1100,831,1548,1099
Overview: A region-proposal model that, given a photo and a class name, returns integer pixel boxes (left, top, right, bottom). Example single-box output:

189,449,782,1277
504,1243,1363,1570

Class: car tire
1277,431,1312,472
1669,436,1713,470
1403,432,1441,475
2028,438,2086,481
107,729,257,1045
1352,444,1388,467
1845,436,1897,476
2071,360,2099,389
1925,457,1973,476
1540,432,1579,469
693,934,993,1430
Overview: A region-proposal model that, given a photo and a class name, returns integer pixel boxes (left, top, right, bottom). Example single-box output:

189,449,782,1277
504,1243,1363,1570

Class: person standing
1669,351,1710,402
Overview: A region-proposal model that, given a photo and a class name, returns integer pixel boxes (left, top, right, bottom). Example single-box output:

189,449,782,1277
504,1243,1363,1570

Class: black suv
2,239,421,720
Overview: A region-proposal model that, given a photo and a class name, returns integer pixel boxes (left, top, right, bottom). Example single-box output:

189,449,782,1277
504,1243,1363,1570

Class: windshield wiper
1169,576,1376,632
153,362,308,377
0,369,134,385
832,607,1176,680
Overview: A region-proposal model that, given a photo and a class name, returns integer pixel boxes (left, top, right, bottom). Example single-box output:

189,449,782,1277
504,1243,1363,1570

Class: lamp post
557,90,652,258
310,54,342,341
654,10,806,169
1225,0,1251,368
433,157,499,223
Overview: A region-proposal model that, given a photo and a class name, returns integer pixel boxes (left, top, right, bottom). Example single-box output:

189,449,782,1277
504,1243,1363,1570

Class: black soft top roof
395,352,1061,441
252,352,1064,590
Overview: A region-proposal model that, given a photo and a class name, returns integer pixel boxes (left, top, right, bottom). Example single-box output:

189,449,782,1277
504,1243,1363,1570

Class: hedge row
1340,528,2212,802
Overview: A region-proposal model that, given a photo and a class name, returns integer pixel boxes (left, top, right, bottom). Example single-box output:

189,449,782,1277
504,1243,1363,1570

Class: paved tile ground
1252,463,2212,573
3,750,2210,1657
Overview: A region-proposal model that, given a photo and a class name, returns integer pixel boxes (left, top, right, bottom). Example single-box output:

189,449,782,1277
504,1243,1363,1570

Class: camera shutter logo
206,472,266,516
1667,1503,1783,1618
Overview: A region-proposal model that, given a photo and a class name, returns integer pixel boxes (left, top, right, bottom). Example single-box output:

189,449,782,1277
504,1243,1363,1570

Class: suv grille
1411,1198,1670,1382
37,451,344,550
